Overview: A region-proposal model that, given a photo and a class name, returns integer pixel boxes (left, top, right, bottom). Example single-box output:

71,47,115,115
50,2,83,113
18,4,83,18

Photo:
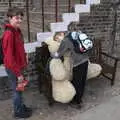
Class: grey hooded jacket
57,34,89,67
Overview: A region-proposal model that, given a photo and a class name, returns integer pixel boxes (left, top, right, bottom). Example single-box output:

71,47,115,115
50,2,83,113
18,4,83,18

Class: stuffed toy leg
46,36,76,103
87,62,102,80
52,80,76,103
50,58,69,81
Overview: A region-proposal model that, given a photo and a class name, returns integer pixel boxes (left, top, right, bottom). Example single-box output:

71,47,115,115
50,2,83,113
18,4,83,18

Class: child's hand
50,52,59,58
16,79,29,91
17,75,24,83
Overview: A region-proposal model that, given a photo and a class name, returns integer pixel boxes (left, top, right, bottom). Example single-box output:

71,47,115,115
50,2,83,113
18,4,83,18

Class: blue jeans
5,68,24,114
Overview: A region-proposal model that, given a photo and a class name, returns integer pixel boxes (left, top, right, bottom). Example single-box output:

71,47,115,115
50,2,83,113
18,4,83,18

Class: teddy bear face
54,32,65,43
45,32,65,53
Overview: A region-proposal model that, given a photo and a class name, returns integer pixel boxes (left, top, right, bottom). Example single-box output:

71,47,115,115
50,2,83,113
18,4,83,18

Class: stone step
50,22,68,33
0,65,7,77
24,41,40,53
37,32,53,43
62,12,79,25
75,4,90,13
86,0,100,5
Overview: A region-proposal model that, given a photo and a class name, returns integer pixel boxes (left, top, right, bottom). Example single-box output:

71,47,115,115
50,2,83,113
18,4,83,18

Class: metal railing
2,0,86,42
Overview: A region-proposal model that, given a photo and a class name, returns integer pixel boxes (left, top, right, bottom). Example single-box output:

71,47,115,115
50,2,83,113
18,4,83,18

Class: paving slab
74,95,120,120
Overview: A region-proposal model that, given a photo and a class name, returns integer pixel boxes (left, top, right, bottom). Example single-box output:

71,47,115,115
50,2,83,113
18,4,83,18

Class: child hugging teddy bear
44,31,102,104
44,32,76,103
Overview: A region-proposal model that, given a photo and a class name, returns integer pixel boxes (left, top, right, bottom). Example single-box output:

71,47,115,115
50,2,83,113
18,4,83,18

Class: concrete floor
0,67,120,120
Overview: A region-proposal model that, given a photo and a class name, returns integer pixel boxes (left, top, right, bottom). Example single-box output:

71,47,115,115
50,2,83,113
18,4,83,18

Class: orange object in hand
16,79,29,91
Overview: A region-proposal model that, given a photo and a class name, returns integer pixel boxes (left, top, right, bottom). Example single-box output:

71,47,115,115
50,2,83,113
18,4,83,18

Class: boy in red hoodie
2,7,32,118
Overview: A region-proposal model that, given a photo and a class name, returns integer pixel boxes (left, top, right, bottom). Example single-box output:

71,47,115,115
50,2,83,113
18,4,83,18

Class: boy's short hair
53,32,65,39
68,22,78,31
54,31,65,36
7,7,24,18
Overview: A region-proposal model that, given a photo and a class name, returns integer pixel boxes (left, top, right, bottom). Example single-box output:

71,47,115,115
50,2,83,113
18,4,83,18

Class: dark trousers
71,61,88,103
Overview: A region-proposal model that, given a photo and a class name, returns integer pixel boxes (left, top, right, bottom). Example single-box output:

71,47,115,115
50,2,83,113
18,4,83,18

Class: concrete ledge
86,0,100,5
24,42,39,53
74,95,120,120
37,32,53,43
50,22,68,33
62,13,79,24
75,4,90,13
0,65,7,77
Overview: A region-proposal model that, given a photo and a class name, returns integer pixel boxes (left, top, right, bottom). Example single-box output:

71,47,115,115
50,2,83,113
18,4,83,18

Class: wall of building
1,0,120,97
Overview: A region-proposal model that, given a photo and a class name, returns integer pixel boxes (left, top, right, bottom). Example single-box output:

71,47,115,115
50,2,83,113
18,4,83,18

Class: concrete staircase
0,0,101,53
25,0,101,54
0,0,101,76
36,0,100,47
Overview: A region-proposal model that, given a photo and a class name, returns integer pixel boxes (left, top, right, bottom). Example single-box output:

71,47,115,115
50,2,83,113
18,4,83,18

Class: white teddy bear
87,61,102,80
45,33,76,103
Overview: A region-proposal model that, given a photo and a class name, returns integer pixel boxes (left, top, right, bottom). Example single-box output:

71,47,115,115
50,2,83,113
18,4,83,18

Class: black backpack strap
0,37,3,64
68,32,80,53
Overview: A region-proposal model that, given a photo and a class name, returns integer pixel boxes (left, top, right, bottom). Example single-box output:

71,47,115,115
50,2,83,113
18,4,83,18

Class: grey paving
0,67,120,120
74,95,120,120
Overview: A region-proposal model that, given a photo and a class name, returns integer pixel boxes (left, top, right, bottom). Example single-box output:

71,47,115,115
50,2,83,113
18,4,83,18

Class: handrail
2,0,86,42
41,0,44,32
55,0,58,22
68,0,71,13
8,0,11,7
26,0,31,42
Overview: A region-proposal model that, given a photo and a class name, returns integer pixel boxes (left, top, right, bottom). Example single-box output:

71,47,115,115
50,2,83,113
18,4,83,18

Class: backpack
69,31,93,53
0,20,5,65
0,19,13,65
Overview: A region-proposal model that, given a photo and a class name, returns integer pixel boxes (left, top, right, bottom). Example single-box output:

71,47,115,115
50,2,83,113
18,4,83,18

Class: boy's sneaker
23,104,32,112
14,107,32,119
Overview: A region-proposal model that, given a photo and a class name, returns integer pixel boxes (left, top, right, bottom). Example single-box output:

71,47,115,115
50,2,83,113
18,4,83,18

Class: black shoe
14,107,32,119
70,103,82,109
69,100,83,109
23,104,32,112
70,97,82,104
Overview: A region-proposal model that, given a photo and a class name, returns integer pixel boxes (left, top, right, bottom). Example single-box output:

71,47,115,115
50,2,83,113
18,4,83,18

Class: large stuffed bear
87,61,102,80
45,35,76,103
44,33,102,103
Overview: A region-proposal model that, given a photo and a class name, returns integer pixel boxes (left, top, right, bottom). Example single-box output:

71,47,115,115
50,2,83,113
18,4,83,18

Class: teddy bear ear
87,63,102,80
41,41,47,46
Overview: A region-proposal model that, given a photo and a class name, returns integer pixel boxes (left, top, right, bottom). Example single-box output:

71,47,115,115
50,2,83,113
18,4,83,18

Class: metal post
8,0,12,7
26,0,31,42
111,6,117,53
41,0,44,32
55,0,58,22
68,0,71,13
80,0,86,4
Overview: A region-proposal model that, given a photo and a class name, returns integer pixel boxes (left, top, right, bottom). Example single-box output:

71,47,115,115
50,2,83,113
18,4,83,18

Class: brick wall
76,0,120,52
1,0,120,98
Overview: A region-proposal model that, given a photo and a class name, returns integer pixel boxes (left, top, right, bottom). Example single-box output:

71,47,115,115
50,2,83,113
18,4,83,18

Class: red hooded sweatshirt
2,24,27,77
